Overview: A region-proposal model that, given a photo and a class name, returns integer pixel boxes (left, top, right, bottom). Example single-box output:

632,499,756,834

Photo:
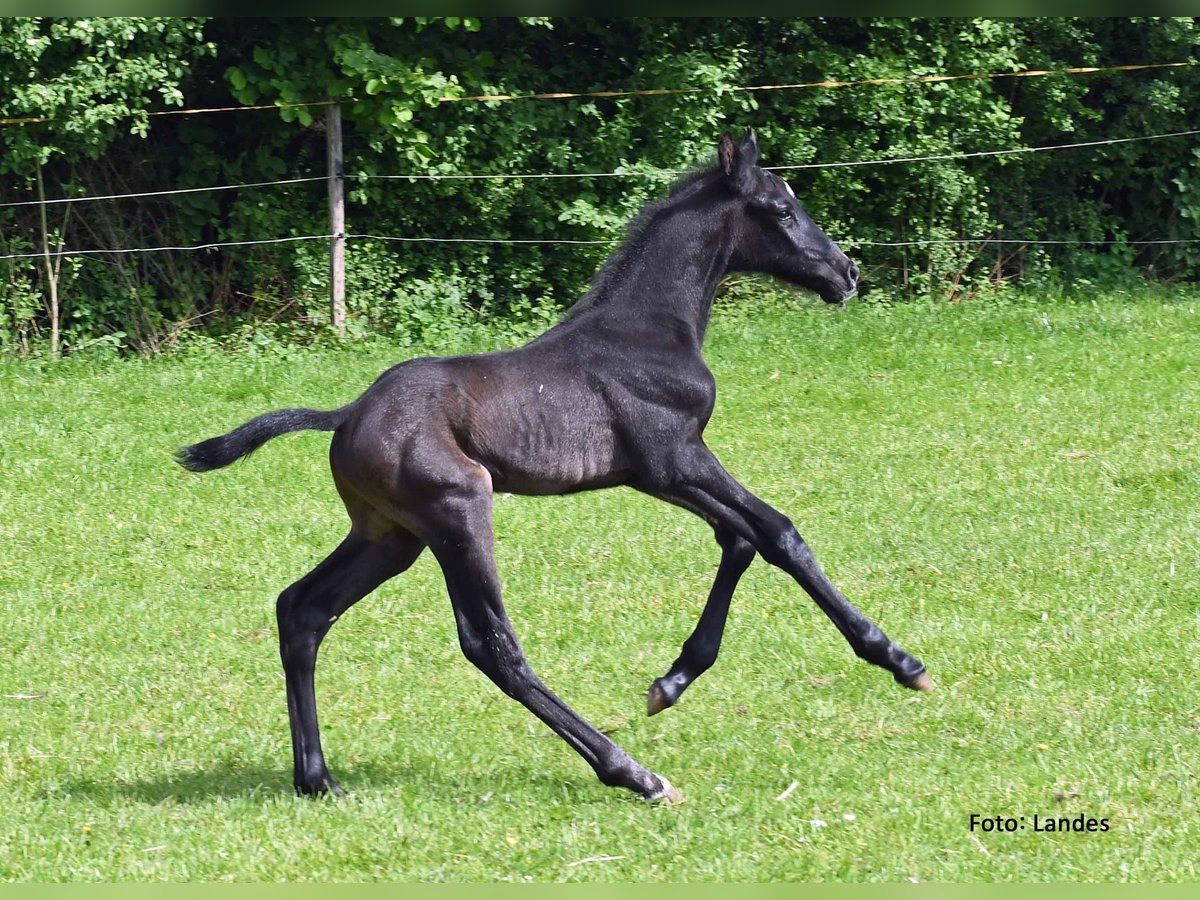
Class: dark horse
178,131,932,805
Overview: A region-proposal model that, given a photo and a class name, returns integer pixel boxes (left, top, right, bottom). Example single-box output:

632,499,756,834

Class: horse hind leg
277,526,424,796
415,470,682,804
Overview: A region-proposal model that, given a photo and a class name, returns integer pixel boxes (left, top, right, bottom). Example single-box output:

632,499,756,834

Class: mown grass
1,289,1198,881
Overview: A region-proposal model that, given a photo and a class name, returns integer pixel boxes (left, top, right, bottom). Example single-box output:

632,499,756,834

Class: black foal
179,130,931,804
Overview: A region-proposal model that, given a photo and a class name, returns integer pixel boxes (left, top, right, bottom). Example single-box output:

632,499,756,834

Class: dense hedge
2,17,1198,353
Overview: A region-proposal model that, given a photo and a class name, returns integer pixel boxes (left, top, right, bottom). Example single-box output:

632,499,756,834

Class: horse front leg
647,527,754,716
647,441,932,692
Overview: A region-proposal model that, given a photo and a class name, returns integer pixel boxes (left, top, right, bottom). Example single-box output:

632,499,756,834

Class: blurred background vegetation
1,16,1198,355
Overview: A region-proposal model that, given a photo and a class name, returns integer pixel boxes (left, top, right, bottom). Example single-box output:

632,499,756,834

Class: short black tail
175,407,347,473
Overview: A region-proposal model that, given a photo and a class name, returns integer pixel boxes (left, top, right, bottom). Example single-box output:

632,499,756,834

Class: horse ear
740,127,759,166
718,131,754,193
719,132,738,178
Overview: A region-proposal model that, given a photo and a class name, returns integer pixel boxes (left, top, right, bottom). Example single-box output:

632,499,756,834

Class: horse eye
775,207,794,222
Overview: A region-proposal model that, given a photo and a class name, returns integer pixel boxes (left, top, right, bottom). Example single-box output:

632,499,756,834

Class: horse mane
561,161,723,320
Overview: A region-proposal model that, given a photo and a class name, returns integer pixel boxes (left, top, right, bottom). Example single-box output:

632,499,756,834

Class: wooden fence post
326,102,346,338
35,162,60,359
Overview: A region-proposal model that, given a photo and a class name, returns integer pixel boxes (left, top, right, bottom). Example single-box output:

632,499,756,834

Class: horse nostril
847,262,860,284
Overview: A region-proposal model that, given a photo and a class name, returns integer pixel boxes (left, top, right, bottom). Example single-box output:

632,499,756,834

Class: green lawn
2,290,1198,881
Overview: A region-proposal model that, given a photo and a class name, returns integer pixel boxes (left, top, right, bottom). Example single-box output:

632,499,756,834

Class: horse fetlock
898,668,935,692
885,645,930,687
595,750,656,793
294,770,345,798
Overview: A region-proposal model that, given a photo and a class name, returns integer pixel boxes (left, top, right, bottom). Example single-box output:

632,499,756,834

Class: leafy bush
2,17,1198,355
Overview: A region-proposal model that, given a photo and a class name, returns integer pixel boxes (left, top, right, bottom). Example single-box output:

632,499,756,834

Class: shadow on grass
55,759,592,807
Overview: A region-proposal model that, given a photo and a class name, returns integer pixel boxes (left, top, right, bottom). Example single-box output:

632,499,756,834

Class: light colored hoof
905,671,935,692
646,775,684,806
646,683,670,717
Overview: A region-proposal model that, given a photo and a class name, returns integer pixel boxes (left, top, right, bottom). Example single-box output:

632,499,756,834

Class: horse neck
583,186,734,348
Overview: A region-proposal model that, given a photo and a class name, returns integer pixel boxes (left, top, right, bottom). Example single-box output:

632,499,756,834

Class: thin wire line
366,127,1200,183
3,232,1196,261
2,121,1194,209
440,60,1200,103
145,100,337,117
347,233,616,245
0,176,325,209
366,170,673,181
0,234,334,261
845,238,1200,247
0,100,337,128
0,60,1189,124
349,234,1200,247
768,128,1200,172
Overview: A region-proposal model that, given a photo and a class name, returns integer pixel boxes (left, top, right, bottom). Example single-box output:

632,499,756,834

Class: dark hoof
647,681,673,717
295,775,345,797
903,671,935,692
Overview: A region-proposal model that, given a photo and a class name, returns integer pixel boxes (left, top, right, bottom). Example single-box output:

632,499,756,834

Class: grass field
2,290,1199,881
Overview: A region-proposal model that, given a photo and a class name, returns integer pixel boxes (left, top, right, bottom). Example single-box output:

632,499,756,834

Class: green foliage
0,17,214,352
0,17,212,171
2,17,1199,355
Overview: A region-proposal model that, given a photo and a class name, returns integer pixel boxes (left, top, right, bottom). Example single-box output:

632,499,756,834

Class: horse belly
481,411,627,495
